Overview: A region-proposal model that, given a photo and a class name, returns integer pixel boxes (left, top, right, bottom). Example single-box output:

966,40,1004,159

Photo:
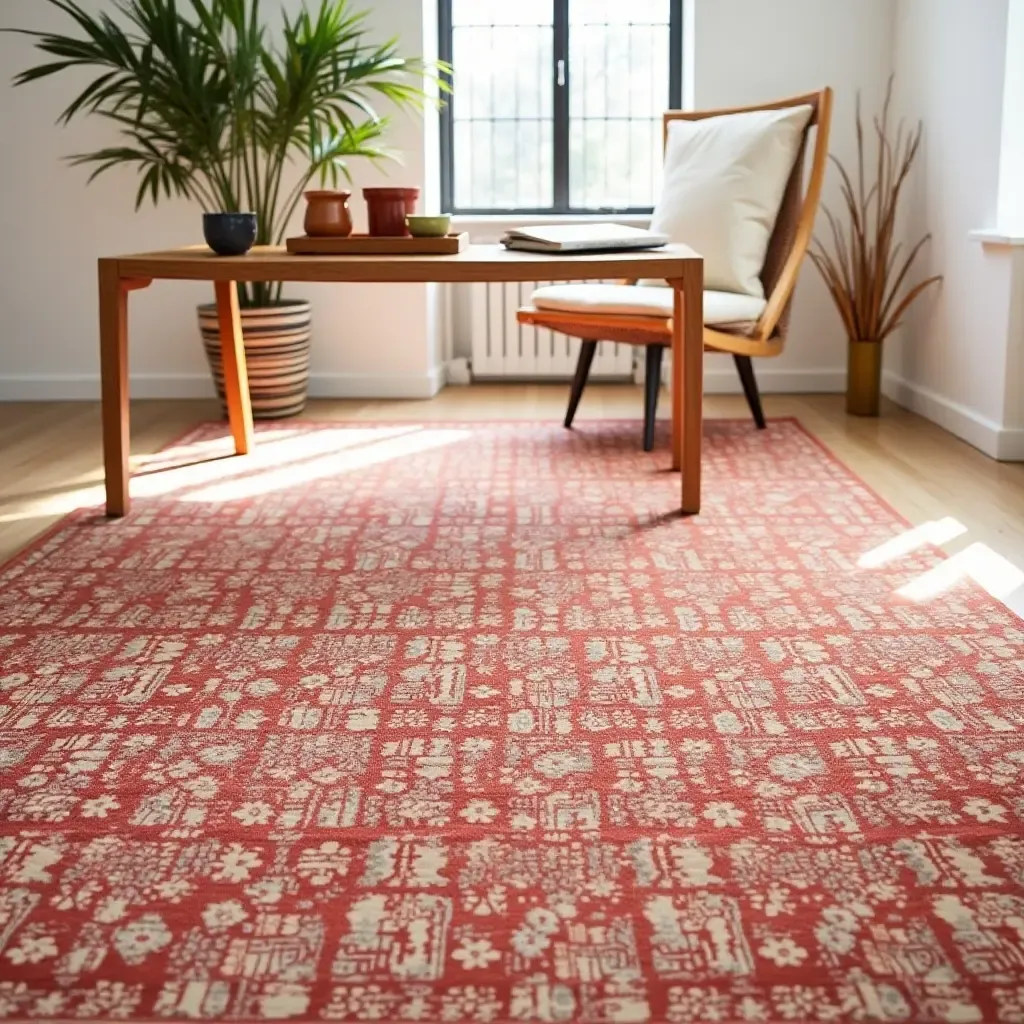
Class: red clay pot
363,186,420,236
303,190,353,237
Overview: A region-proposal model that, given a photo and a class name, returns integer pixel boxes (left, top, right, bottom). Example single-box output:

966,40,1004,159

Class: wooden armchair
518,88,833,450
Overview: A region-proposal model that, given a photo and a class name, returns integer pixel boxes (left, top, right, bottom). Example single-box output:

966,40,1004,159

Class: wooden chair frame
518,87,834,440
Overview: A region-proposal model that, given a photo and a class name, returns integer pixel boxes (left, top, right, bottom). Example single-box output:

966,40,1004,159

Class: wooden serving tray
286,232,469,256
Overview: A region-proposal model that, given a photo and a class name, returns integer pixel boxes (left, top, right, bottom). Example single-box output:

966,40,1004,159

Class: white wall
0,0,894,400
886,0,1024,459
0,0,444,401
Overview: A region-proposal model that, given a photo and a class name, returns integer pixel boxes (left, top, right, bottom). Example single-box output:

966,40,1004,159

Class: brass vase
846,339,883,416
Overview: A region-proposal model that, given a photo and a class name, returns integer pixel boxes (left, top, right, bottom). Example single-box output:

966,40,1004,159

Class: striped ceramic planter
197,300,312,419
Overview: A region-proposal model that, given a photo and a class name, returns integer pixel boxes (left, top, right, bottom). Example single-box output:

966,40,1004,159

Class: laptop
501,223,669,254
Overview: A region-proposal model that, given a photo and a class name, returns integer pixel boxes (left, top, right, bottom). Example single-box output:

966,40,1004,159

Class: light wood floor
2,387,1023,586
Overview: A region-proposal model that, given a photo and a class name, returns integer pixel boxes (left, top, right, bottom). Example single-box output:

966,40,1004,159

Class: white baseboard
702,367,845,394
646,358,845,394
0,367,447,403
0,374,216,401
883,371,1024,461
0,365,839,401
999,430,1024,460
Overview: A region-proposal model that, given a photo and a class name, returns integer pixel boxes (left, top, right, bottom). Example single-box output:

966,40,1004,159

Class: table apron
115,262,691,285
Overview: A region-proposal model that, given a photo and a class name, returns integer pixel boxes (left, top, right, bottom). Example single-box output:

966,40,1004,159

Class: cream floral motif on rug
0,420,1022,1023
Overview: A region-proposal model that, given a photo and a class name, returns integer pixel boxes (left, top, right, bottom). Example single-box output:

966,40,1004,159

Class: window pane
568,0,670,209
451,0,551,28
445,1,676,212
449,5,553,209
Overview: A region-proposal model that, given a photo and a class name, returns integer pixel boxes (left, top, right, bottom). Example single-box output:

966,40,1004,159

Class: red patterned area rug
1,419,1023,1024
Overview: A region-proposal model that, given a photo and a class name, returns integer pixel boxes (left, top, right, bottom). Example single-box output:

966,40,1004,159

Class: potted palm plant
809,77,942,416
10,0,438,418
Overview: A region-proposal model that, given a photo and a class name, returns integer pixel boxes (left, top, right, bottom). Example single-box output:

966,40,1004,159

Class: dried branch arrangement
809,76,941,344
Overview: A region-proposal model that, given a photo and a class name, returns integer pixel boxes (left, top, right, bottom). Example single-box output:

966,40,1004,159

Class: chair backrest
662,88,833,342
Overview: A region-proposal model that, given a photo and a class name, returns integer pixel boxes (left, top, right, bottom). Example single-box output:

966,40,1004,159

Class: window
439,0,683,215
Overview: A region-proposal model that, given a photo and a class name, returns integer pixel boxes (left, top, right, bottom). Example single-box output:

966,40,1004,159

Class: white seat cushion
651,105,813,298
530,283,767,328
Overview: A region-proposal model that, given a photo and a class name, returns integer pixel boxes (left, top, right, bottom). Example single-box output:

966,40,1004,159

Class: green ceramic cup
406,215,452,238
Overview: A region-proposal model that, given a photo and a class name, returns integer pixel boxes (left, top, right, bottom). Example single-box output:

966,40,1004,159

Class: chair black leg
643,346,664,452
564,340,598,429
734,354,766,429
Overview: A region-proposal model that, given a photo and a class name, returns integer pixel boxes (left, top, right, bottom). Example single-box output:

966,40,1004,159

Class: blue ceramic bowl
203,213,257,256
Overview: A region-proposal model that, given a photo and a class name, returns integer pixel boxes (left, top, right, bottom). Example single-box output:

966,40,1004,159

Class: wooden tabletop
110,243,701,284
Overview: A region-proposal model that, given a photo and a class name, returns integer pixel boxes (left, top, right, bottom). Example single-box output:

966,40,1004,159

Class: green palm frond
7,0,450,306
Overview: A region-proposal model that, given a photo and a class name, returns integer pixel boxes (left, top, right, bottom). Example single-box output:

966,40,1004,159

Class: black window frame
438,0,684,216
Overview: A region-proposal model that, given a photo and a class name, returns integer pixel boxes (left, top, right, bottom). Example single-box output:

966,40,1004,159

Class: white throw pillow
650,105,813,298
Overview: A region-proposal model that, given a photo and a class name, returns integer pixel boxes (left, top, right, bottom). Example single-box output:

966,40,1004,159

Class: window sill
452,212,652,243
970,228,1024,247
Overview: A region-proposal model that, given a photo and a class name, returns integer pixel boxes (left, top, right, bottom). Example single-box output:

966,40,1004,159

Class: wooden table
98,244,704,516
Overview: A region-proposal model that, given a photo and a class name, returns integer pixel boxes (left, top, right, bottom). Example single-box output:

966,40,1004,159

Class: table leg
670,266,704,514
670,286,683,473
215,281,255,455
99,260,133,517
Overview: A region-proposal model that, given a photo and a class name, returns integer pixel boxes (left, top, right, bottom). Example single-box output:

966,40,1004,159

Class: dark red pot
363,187,420,237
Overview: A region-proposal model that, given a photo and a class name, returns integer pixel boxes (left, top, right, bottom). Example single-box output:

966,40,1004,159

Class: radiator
467,281,634,379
